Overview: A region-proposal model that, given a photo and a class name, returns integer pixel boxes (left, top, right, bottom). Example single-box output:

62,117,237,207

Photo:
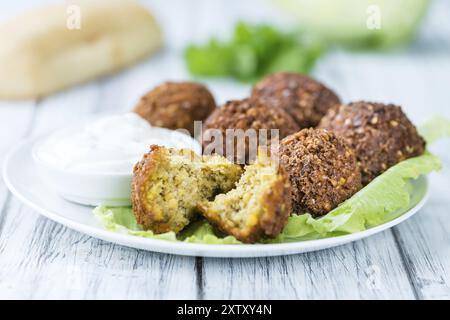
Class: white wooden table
1,0,449,299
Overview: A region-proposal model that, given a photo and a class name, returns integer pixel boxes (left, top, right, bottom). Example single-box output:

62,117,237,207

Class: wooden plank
0,193,197,299
391,140,450,300
201,231,415,299
0,100,35,240
387,2,450,295
0,101,35,157
370,0,450,299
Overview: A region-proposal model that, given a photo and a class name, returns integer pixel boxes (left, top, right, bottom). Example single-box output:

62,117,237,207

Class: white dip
34,113,201,174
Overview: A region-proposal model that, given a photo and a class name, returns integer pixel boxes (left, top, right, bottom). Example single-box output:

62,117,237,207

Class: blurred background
1,0,449,121
0,1,449,301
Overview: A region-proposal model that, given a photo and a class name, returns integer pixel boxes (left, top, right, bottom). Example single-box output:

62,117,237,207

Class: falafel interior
198,151,292,243
131,145,242,234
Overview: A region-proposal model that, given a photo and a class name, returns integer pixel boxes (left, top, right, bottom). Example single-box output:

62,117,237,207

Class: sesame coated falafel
279,128,362,216
202,98,300,164
251,72,341,128
133,81,216,136
318,101,426,185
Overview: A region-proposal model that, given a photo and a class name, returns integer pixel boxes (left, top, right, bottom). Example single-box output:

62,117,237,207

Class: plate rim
2,137,429,258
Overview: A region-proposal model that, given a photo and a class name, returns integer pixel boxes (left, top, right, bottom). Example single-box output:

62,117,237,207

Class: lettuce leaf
418,117,450,144
180,220,241,244
94,206,178,241
94,152,439,244
270,152,441,243
94,206,241,244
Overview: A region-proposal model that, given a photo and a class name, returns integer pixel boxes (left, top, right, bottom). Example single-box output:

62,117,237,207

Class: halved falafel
133,81,216,136
318,101,426,185
198,151,292,243
131,145,242,234
279,128,362,216
202,98,299,164
251,72,341,128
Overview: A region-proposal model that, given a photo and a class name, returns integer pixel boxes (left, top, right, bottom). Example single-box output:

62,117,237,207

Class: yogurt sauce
34,113,201,174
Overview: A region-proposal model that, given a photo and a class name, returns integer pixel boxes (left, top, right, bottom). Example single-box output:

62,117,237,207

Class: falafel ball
133,81,216,136
251,72,341,128
202,98,300,164
198,150,292,243
279,128,362,216
131,145,243,234
318,101,426,185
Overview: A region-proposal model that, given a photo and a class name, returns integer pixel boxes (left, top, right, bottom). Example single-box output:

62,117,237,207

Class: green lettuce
94,153,439,244
180,221,241,244
94,206,178,241
269,152,440,243
94,206,241,244
418,117,450,144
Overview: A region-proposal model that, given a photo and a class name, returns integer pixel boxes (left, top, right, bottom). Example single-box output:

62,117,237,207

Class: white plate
3,137,429,258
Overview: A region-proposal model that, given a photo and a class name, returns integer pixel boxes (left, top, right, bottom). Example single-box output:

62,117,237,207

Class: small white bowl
32,128,202,207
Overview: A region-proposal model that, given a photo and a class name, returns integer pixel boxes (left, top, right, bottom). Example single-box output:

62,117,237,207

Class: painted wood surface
0,0,449,299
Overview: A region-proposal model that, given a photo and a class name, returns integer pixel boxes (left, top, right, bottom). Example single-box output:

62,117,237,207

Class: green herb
184,22,323,82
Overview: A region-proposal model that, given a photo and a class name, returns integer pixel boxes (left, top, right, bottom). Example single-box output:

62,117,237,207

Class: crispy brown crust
197,163,292,244
252,72,341,128
202,98,300,164
279,128,362,216
131,145,174,233
318,101,426,185
133,81,216,135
